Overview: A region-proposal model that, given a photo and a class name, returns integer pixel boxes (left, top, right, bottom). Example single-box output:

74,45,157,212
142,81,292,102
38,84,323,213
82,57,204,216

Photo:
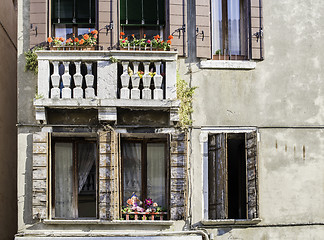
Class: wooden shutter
245,131,258,219
168,0,187,56
30,0,47,48
250,0,263,60
170,131,187,220
32,132,50,219
98,0,118,49
98,129,119,220
208,133,228,219
195,0,211,58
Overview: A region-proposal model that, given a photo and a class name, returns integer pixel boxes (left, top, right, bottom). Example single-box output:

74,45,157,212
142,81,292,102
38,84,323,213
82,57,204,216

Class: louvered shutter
168,0,187,56
32,132,50,219
30,0,47,48
195,0,211,58
170,132,187,220
98,0,118,49
250,0,263,60
98,129,119,220
245,131,258,219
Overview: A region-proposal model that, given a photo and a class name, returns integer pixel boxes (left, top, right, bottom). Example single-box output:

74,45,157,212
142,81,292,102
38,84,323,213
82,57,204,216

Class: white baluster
85,62,95,98
142,62,152,99
51,61,60,99
62,61,71,98
153,61,163,99
120,61,130,99
73,61,83,99
131,61,140,99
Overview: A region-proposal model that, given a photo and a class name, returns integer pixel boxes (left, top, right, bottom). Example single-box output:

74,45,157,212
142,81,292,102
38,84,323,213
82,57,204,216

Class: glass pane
52,0,74,23
78,142,96,218
127,0,142,24
228,0,241,55
55,142,74,218
76,0,95,23
78,27,95,38
147,143,166,208
55,25,73,39
212,0,222,55
122,142,142,204
143,0,157,25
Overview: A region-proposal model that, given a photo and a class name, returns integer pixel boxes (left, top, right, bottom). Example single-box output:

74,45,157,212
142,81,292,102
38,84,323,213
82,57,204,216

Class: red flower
91,30,98,35
55,37,59,41
47,37,53,43
83,34,89,40
79,39,85,45
94,34,97,39
125,37,128,40
59,37,65,42
74,38,79,42
167,40,171,44
154,35,160,40
132,34,135,38
144,34,146,38
120,32,125,36
168,35,174,40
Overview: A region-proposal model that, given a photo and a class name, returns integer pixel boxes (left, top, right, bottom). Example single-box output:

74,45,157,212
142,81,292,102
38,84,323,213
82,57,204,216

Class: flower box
124,212,168,221
50,46,96,51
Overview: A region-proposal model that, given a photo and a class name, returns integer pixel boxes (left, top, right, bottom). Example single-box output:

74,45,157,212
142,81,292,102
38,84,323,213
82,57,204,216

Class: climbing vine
24,46,44,74
176,72,197,129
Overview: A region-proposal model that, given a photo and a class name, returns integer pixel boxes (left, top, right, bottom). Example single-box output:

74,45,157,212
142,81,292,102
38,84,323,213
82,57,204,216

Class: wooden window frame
120,136,170,219
51,136,98,219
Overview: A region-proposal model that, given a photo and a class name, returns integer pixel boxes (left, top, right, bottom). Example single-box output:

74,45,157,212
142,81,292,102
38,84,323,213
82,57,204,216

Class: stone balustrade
34,50,179,123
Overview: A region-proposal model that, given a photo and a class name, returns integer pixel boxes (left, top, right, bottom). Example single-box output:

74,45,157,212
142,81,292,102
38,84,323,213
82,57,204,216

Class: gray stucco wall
0,0,17,239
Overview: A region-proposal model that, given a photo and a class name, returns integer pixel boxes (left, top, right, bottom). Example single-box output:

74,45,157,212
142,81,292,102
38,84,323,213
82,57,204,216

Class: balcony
34,50,179,123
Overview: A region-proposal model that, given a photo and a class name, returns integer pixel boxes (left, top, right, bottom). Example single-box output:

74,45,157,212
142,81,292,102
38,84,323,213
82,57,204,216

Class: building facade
0,0,17,239
16,0,324,239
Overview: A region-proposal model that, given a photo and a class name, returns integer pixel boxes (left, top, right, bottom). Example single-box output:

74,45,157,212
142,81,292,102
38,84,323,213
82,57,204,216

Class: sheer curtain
78,142,96,193
122,142,142,203
212,0,222,55
147,143,166,207
55,142,74,218
228,0,241,55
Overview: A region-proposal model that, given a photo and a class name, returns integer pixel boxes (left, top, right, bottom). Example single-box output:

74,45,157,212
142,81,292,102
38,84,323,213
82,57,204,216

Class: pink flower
147,40,151,44
122,40,126,43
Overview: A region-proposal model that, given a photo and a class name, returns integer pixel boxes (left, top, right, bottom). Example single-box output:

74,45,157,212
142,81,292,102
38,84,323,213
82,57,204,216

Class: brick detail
98,130,118,220
170,131,187,220
32,132,48,219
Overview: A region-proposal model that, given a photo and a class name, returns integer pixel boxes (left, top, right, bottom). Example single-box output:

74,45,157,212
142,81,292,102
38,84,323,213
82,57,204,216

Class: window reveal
208,132,258,220
52,138,97,219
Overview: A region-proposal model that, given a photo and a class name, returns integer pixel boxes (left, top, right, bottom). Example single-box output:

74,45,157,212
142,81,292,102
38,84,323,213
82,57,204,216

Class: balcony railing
35,50,179,123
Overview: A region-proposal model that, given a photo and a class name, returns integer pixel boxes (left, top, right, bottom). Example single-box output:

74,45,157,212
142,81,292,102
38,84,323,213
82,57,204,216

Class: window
52,137,97,219
120,0,165,39
211,0,248,60
51,0,96,39
208,131,258,220
121,137,169,219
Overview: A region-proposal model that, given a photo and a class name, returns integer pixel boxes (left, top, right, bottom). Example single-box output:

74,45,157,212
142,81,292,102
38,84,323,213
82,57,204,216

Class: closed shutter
98,129,119,220
245,131,258,219
195,0,211,58
30,0,47,48
32,132,50,219
250,0,263,60
98,0,118,49
168,0,187,56
170,131,187,220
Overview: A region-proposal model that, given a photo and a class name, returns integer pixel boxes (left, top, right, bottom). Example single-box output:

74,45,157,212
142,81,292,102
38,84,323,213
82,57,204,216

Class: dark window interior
227,133,246,219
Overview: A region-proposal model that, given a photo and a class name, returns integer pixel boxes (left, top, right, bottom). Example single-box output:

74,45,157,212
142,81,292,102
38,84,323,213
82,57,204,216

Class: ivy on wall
24,47,44,74
176,73,197,129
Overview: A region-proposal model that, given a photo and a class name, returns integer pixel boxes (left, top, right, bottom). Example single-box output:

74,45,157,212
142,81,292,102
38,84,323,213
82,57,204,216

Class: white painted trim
200,60,256,69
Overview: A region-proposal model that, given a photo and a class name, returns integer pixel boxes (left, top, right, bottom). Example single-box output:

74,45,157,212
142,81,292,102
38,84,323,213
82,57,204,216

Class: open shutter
98,0,118,49
98,129,119,220
168,0,187,56
245,131,258,219
250,0,263,60
32,132,50,219
170,132,187,220
195,0,211,58
30,0,47,48
208,135,217,219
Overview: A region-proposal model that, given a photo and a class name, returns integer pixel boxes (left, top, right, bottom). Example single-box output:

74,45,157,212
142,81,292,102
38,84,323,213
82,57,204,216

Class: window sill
43,219,175,226
201,218,261,226
199,60,256,70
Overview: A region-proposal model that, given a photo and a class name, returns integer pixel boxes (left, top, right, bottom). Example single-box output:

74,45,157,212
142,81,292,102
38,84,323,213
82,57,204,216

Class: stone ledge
201,218,261,226
43,219,175,226
199,60,256,69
